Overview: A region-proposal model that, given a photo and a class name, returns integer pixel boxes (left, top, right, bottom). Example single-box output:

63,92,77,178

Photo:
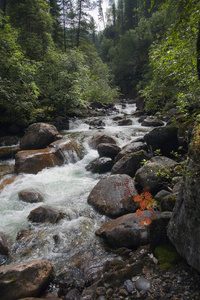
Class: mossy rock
154,244,181,270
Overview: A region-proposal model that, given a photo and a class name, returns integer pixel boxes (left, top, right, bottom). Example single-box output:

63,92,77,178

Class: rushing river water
0,103,151,275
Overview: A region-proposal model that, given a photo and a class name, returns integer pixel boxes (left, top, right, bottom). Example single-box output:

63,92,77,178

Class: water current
0,103,151,275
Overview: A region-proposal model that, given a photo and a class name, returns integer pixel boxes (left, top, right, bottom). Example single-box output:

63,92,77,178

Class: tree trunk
77,0,82,47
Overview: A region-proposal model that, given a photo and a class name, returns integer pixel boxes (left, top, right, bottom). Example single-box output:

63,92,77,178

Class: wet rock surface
0,260,54,300
18,189,44,203
28,205,65,224
86,157,113,174
87,174,138,217
15,148,64,174
88,135,117,149
20,123,59,150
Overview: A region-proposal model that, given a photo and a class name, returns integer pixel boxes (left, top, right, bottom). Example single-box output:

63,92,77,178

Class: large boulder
97,143,121,159
111,150,149,178
135,156,177,195
20,123,59,150
167,126,200,272
115,141,147,162
49,138,82,163
15,148,64,174
95,211,157,248
87,174,138,218
86,157,113,174
144,125,180,156
27,205,65,223
88,135,117,149
0,260,54,300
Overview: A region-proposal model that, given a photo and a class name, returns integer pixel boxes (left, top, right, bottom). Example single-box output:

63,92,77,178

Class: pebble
135,277,151,292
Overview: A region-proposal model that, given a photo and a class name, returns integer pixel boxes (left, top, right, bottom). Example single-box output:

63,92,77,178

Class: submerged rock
18,189,44,203
28,205,65,224
87,174,138,218
0,260,54,300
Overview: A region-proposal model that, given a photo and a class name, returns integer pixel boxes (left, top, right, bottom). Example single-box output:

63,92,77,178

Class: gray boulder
95,211,158,248
0,260,54,300
97,143,121,159
135,156,177,195
20,122,59,150
154,190,171,203
115,141,147,162
88,135,117,149
111,150,149,178
86,157,113,174
87,174,138,218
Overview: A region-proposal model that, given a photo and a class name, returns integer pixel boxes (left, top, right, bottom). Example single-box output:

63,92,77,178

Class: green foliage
141,0,200,113
154,244,181,270
7,0,54,60
37,44,118,117
0,2,118,131
0,18,40,124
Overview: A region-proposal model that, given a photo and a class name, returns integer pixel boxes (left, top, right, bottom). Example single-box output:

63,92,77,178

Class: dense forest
0,0,200,135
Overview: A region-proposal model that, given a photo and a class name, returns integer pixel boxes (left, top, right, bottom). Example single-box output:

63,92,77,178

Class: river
0,103,151,276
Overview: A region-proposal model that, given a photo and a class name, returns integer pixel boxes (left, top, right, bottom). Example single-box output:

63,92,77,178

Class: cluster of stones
1,103,200,299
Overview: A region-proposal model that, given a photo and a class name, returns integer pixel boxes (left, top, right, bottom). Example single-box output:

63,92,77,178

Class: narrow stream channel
0,103,151,276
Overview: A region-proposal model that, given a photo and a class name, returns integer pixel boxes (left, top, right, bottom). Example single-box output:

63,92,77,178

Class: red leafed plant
133,188,155,226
